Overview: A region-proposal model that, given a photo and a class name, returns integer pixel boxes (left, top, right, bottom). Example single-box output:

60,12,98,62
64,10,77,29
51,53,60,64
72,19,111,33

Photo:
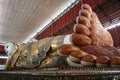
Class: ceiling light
0,56,8,59
105,22,120,30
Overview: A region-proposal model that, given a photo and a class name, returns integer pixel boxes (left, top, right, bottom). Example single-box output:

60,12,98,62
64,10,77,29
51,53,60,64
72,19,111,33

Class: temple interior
0,0,120,80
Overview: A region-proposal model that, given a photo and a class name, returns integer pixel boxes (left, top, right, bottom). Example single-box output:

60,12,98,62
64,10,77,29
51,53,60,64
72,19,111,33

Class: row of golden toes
57,4,120,67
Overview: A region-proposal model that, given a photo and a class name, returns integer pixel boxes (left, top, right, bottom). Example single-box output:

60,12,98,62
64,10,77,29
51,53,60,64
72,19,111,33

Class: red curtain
0,58,6,64
36,0,104,40
108,26,120,47
0,45,4,51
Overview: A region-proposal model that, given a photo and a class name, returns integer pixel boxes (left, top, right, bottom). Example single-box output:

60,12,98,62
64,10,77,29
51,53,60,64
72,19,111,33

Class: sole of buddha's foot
72,4,113,46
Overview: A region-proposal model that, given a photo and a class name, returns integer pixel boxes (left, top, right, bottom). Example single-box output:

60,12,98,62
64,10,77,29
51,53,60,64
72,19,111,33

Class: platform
0,67,120,80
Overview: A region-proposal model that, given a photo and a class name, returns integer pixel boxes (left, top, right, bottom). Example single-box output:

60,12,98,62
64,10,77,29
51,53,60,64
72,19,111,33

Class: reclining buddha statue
4,4,120,69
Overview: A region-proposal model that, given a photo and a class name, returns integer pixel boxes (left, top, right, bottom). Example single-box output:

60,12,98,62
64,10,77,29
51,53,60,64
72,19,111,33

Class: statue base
0,67,120,80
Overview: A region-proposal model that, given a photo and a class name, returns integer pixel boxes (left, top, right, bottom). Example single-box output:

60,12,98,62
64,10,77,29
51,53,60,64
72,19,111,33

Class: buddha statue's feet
71,4,113,46
58,44,120,67
57,4,120,67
